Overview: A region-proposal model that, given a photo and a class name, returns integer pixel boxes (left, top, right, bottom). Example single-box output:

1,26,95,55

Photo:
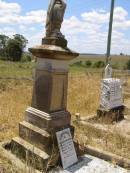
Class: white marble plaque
56,128,78,169
100,78,123,109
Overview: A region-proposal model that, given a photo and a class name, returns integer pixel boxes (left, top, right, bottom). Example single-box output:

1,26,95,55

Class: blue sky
0,0,130,54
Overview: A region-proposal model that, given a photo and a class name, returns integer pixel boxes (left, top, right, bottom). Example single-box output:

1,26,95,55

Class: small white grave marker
56,128,78,169
100,78,123,109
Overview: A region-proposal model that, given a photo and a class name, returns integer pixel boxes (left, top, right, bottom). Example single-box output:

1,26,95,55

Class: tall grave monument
10,0,79,170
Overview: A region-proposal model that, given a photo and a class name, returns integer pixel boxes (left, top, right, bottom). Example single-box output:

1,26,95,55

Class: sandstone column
10,0,79,170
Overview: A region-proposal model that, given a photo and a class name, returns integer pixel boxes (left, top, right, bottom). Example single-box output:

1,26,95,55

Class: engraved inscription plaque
100,78,123,109
56,128,78,169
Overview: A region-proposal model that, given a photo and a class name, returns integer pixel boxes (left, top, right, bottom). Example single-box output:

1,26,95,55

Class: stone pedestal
42,37,67,48
97,105,125,123
10,45,79,170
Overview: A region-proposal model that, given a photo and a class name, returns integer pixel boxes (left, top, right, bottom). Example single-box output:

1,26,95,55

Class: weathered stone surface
45,0,66,44
25,107,71,130
29,45,79,60
32,69,68,113
42,37,67,48
97,105,125,123
11,137,49,170
19,121,51,152
9,0,79,170
100,78,123,110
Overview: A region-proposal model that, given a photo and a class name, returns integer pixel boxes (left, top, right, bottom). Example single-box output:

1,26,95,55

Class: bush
21,53,32,62
0,56,8,61
71,61,83,67
0,34,28,62
93,61,105,68
126,59,130,70
85,60,92,67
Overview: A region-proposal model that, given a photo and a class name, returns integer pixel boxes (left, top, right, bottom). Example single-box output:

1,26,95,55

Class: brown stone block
25,107,71,131
32,69,68,113
19,121,52,153
97,105,125,123
11,137,49,171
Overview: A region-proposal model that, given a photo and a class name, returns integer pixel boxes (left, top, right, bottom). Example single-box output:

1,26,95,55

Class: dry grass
0,74,101,141
68,73,100,116
0,80,32,141
0,72,130,171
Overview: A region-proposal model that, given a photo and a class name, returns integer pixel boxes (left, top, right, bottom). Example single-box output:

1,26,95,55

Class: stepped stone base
10,107,75,170
11,137,49,171
25,107,71,131
19,121,51,152
97,105,125,123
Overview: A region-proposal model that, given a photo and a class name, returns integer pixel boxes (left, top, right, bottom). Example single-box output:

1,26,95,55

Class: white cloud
20,10,46,24
0,0,46,25
0,0,21,14
0,27,16,36
81,10,109,24
114,7,128,22
61,6,130,54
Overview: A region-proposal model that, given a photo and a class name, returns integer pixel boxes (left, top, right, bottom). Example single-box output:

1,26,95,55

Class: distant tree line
71,60,105,68
0,34,32,62
71,59,130,70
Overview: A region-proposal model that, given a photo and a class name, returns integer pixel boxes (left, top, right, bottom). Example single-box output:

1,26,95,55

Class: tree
7,39,22,61
126,59,130,70
0,35,9,57
13,34,28,50
93,61,105,68
85,60,92,67
120,52,124,56
6,34,28,61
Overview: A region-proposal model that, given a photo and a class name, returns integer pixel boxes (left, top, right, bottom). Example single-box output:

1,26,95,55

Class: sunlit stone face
100,78,123,110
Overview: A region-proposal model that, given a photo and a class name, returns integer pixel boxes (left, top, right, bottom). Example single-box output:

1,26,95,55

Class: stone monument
97,64,124,123
10,0,79,170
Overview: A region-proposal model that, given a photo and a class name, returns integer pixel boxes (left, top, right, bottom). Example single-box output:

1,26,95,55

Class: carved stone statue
42,0,67,48
46,0,66,38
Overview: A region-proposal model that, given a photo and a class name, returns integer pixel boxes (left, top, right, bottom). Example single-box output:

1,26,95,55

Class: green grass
0,54,130,78
0,60,35,78
74,55,130,69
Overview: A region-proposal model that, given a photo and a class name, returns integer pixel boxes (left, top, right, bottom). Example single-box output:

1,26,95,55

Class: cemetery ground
0,56,130,172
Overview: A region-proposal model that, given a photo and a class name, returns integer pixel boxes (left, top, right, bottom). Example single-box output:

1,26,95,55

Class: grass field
0,57,130,172
0,54,130,77
71,54,130,70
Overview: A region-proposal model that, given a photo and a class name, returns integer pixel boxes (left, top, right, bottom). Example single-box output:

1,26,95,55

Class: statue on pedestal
46,0,66,38
43,0,67,48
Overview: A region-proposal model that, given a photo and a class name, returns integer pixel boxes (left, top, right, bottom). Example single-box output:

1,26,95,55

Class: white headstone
100,78,123,110
56,128,78,169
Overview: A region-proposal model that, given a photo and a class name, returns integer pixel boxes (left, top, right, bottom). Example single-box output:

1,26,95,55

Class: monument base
42,37,67,49
9,107,76,171
97,105,125,123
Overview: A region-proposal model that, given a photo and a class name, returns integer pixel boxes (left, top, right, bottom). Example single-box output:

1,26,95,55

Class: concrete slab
50,155,129,173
